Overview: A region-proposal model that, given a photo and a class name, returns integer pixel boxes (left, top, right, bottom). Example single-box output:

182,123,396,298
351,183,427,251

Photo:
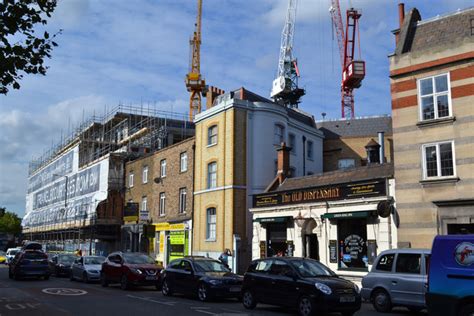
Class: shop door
266,223,287,257
304,234,320,260
337,218,368,270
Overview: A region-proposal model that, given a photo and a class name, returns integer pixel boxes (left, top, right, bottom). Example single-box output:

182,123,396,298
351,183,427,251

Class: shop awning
253,216,292,223
321,211,377,220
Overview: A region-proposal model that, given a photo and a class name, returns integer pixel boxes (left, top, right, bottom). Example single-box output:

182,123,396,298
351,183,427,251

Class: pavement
0,265,427,316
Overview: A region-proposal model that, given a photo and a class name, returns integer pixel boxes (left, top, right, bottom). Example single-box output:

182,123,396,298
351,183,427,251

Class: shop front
154,221,192,267
251,165,397,278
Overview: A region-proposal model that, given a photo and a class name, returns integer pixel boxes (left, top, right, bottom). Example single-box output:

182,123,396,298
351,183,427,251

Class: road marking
126,294,176,306
42,288,88,296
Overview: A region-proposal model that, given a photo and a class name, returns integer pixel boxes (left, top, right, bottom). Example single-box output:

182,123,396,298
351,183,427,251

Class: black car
49,254,77,277
241,257,361,316
9,249,50,280
160,257,243,302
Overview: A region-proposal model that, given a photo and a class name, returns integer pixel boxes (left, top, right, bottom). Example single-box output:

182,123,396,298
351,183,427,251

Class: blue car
9,249,50,280
426,235,474,316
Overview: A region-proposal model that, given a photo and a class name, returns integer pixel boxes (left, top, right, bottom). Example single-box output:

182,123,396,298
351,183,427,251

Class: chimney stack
395,3,405,44
206,86,225,109
277,142,291,184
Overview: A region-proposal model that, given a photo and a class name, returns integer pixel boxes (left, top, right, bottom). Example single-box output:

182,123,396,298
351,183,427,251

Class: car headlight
208,279,223,285
87,270,99,274
315,283,332,295
130,268,142,275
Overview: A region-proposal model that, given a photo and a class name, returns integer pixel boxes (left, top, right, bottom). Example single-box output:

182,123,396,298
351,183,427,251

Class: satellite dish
377,200,392,218
154,177,161,184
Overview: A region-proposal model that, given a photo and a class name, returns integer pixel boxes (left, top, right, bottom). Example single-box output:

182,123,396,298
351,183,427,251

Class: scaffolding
28,104,194,175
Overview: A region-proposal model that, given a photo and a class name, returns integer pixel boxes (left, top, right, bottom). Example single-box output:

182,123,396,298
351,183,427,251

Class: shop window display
337,218,368,270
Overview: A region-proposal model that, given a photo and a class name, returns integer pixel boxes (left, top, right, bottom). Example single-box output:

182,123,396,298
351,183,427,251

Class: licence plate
340,296,355,303
146,276,157,280
229,287,241,293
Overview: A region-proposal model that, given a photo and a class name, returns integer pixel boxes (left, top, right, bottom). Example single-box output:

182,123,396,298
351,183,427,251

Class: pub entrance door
303,234,320,260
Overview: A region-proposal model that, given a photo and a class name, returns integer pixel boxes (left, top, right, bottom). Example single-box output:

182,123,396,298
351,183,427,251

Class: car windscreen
23,252,47,260
290,259,335,277
8,250,19,256
58,255,76,264
123,253,155,264
193,260,229,272
85,256,106,265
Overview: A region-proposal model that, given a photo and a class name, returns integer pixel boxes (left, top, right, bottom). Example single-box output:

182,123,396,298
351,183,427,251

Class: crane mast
329,0,365,118
185,0,207,121
270,0,305,108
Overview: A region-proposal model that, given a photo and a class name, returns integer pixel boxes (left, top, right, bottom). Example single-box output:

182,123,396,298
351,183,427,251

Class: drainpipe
302,136,306,176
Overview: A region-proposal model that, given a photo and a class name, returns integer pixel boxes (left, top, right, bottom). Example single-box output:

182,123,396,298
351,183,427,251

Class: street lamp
294,211,306,228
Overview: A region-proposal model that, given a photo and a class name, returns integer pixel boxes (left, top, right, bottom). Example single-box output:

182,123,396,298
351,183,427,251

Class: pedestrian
218,248,231,268
75,248,82,256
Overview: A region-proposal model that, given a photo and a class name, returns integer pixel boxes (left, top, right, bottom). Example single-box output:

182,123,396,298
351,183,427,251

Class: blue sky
0,0,471,216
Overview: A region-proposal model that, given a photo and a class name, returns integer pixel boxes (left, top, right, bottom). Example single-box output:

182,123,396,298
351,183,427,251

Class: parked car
100,252,162,290
426,235,474,316
160,256,243,302
6,248,21,264
49,253,77,277
361,248,430,313
241,257,361,316
22,242,43,251
0,251,6,264
8,249,50,280
70,256,106,283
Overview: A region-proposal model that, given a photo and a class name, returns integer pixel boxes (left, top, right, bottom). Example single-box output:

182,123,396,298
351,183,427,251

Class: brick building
318,116,393,172
125,137,195,266
389,5,474,247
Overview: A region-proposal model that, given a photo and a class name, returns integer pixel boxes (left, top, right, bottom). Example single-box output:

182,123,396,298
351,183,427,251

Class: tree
0,0,60,94
0,210,21,235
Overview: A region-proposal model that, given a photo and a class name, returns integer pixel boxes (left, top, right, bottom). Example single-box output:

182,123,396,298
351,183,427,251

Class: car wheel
372,289,392,313
82,272,89,283
70,272,75,281
298,295,315,316
460,304,474,316
100,273,109,287
197,283,210,302
242,290,257,310
120,275,129,291
161,279,172,296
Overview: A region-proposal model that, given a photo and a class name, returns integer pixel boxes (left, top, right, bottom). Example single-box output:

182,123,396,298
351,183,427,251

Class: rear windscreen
23,252,46,260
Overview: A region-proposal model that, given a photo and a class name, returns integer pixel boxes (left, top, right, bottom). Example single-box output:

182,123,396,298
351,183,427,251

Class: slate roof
396,6,474,56
275,163,394,192
317,116,392,140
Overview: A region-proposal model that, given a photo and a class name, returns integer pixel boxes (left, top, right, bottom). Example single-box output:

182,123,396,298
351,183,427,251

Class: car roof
378,248,431,255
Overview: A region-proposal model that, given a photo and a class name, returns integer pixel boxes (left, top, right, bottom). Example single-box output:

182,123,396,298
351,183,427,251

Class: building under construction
23,105,194,255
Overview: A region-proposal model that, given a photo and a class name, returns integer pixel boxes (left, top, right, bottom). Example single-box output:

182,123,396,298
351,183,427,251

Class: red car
100,252,162,290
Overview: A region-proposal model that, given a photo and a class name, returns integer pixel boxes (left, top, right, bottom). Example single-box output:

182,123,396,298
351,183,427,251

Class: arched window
208,125,218,145
207,162,217,188
206,208,216,240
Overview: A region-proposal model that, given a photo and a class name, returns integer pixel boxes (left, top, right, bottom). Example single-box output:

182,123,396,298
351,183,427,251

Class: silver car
361,248,430,313
6,248,21,264
70,256,106,283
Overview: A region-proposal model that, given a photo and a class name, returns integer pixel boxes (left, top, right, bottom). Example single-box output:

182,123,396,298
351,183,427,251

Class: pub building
250,143,397,279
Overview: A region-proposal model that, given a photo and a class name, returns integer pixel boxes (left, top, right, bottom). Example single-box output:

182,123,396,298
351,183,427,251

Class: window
376,254,395,272
142,166,148,184
207,162,217,189
418,73,451,121
180,152,188,172
307,140,314,159
129,172,134,188
206,207,216,240
208,125,217,146
338,158,355,169
288,133,296,153
422,141,455,179
274,124,285,145
269,260,293,277
179,188,187,214
159,192,166,216
141,196,147,212
160,159,167,178
395,253,421,274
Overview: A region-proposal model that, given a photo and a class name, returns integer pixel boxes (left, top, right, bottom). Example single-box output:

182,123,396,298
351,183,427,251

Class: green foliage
0,0,60,94
0,209,21,235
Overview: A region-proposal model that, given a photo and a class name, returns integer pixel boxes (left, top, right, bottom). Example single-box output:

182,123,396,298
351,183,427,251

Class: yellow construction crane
185,0,207,121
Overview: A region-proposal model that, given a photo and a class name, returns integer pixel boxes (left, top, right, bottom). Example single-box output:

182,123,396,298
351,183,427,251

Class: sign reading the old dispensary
253,179,387,208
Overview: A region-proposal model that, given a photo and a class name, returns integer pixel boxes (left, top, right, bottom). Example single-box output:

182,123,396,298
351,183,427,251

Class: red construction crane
329,1,365,118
